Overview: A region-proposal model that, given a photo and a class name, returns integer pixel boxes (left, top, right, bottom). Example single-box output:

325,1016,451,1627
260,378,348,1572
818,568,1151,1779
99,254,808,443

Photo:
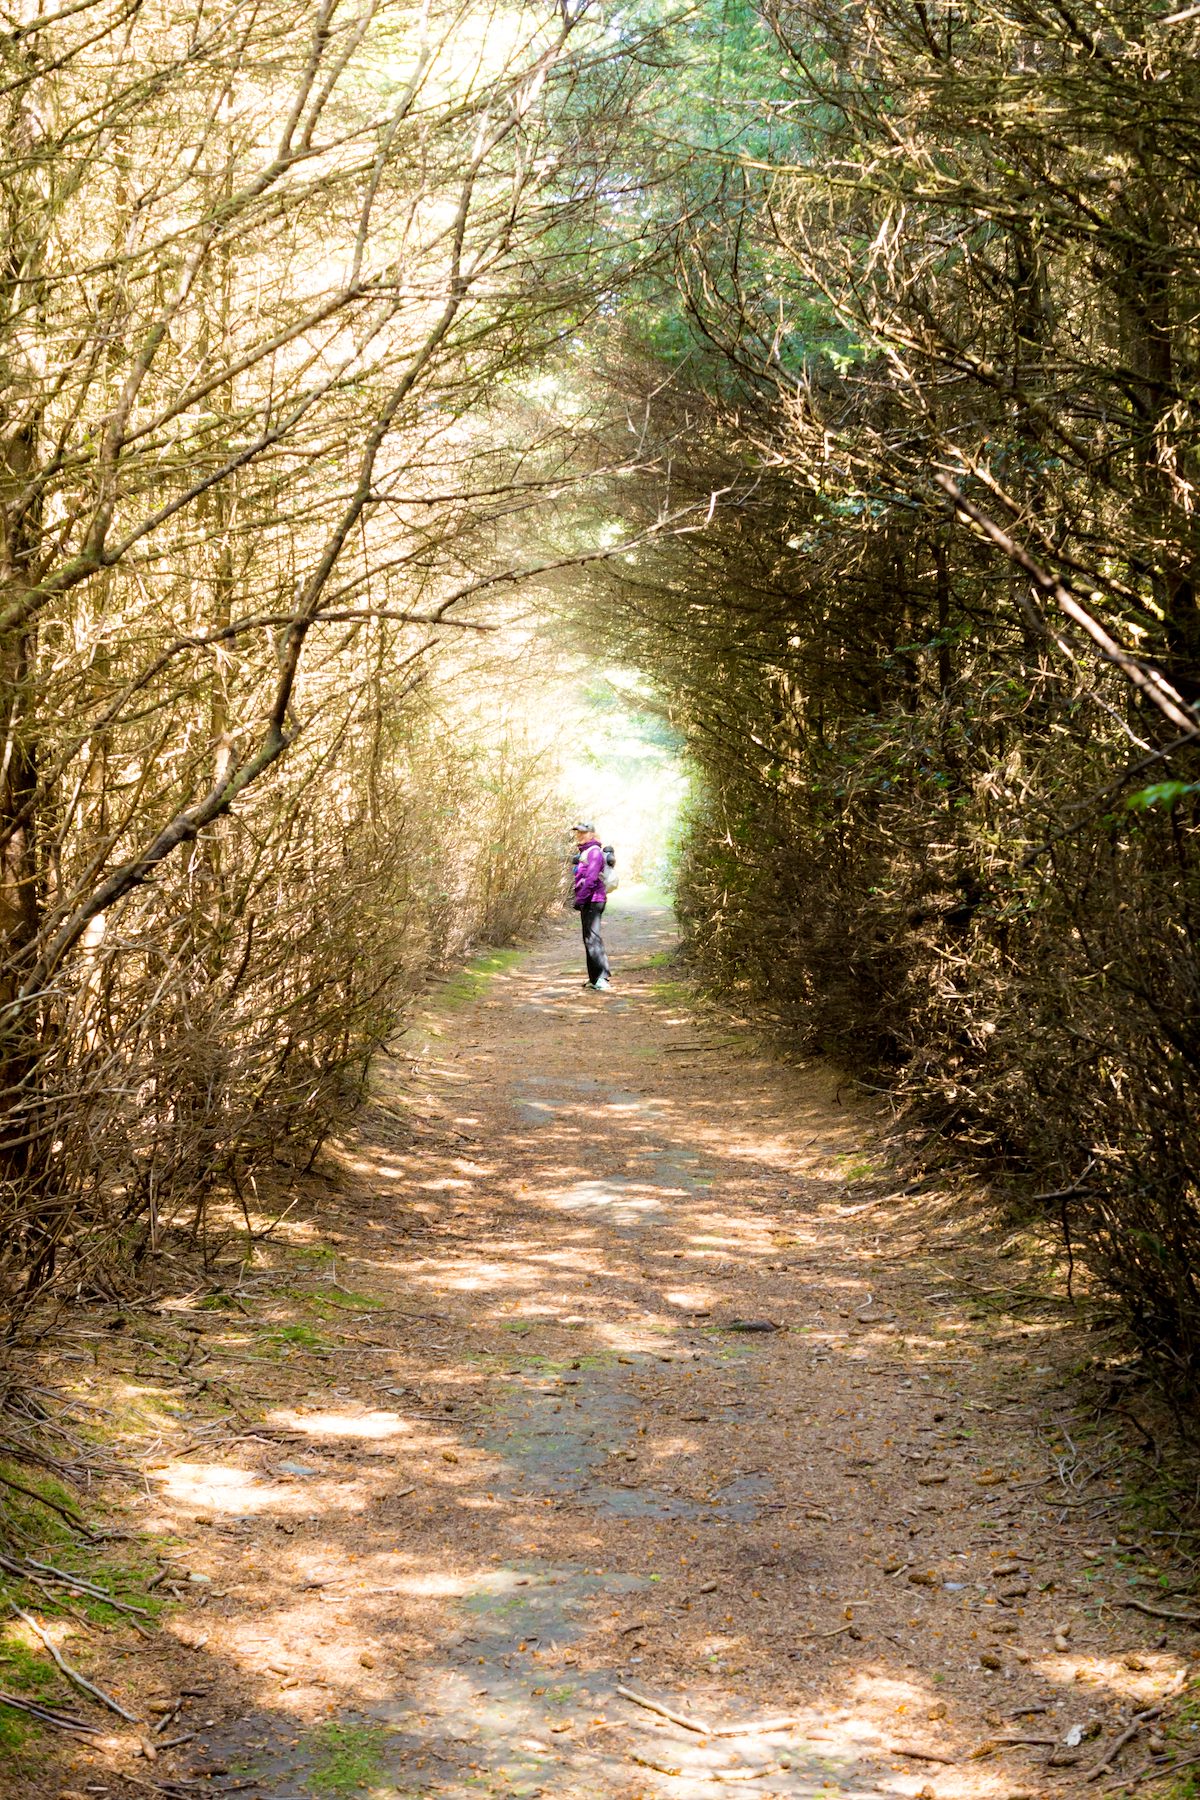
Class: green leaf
1125,781,1200,812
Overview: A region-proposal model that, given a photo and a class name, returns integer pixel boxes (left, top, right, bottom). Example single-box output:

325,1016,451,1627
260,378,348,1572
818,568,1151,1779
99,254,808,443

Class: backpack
598,845,619,894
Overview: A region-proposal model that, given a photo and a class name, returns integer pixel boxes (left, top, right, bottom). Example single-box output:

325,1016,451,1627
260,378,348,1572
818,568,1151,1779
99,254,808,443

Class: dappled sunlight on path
109,894,1196,1800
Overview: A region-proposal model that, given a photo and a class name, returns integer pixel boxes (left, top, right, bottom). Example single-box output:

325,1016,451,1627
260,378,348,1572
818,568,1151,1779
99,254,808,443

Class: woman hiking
572,822,612,992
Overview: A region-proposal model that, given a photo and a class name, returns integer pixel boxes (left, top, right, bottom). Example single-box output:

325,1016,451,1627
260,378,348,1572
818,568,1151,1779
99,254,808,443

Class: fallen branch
112,1772,208,1796
1084,1706,1164,1781
1117,1599,1200,1626
0,1687,102,1735
971,1735,1057,1758
888,1744,959,1764
710,1717,802,1740
0,1552,151,1618
617,1685,801,1740
629,1755,774,1782
1101,1749,1200,1793
618,1686,711,1733
10,1602,141,1722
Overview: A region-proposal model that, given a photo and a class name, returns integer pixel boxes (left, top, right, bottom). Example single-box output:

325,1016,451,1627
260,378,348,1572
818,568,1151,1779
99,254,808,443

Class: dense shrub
0,686,564,1331
662,571,1200,1409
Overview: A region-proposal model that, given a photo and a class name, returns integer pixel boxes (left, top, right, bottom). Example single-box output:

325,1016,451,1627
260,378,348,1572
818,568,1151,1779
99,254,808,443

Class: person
572,821,611,992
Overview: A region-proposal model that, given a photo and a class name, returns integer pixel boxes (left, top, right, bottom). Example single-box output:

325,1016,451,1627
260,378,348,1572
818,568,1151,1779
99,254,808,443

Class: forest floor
6,892,1200,1800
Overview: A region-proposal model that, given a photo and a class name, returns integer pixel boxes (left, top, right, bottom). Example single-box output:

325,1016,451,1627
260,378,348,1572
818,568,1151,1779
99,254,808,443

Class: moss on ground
0,1632,61,1697
260,1321,331,1353
0,1701,38,1761
649,977,692,1006
305,1719,393,1794
302,1288,383,1316
440,948,523,1009
0,1460,90,1546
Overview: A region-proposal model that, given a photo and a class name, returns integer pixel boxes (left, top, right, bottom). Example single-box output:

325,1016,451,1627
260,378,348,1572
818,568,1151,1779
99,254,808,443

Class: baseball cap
572,820,595,833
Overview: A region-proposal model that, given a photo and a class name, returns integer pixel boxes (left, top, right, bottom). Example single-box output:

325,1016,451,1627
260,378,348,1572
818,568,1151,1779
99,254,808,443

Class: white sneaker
593,976,612,991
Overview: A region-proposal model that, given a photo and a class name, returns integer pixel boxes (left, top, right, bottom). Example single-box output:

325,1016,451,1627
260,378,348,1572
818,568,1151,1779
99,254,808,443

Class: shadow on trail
90,894,1168,1800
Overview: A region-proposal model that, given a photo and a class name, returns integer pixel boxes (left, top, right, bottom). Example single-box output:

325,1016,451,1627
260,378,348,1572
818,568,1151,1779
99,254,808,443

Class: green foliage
1127,784,1200,812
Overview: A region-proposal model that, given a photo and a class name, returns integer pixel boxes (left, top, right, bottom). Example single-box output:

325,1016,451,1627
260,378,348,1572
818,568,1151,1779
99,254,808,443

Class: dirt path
20,895,1199,1800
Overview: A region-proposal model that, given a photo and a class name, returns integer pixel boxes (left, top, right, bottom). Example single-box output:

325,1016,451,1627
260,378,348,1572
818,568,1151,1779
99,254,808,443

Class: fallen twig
1084,1706,1164,1781
888,1744,959,1764
710,1717,802,1740
630,1754,683,1775
0,1551,151,1618
0,1469,95,1537
629,1755,774,1782
1101,1749,1200,1793
618,1686,711,1733
971,1735,1057,1757
10,1602,141,1722
616,1682,804,1741
0,1687,102,1734
112,1771,208,1796
1117,1599,1200,1626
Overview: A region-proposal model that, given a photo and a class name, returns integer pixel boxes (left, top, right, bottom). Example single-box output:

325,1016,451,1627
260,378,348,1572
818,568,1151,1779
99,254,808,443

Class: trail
49,894,1196,1800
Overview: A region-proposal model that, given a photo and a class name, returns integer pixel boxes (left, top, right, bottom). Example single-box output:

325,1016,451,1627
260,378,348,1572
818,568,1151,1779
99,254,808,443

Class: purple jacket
574,838,606,907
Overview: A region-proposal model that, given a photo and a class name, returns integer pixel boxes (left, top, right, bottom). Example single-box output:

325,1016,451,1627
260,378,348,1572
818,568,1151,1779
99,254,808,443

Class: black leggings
579,901,609,985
